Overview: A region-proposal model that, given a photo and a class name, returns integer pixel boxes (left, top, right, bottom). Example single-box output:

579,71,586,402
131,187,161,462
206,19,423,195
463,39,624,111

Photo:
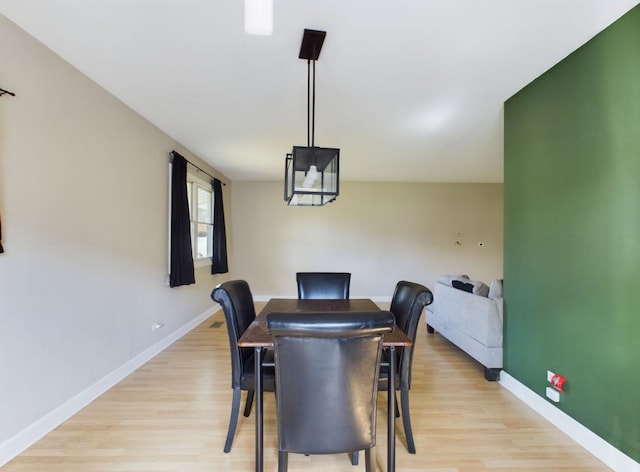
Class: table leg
388,346,396,472
255,347,263,472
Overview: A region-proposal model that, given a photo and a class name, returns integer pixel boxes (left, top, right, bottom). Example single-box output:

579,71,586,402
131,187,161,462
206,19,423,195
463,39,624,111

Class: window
186,173,214,265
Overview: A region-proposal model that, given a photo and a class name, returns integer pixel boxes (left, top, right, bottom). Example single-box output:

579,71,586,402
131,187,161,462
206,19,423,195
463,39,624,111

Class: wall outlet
151,322,164,332
546,387,560,402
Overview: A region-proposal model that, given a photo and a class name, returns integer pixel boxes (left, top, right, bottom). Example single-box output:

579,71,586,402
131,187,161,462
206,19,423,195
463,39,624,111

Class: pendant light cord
307,60,311,147
306,58,317,148
312,59,316,147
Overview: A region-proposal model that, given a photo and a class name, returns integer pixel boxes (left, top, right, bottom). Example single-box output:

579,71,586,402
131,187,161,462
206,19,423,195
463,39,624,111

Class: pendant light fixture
284,29,340,206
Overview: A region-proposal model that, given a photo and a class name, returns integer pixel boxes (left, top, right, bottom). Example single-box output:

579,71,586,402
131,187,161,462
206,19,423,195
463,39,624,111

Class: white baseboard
0,306,215,468
499,371,639,472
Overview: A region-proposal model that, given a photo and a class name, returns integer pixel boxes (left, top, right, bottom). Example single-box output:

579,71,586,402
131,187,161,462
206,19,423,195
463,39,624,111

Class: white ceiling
2,0,638,183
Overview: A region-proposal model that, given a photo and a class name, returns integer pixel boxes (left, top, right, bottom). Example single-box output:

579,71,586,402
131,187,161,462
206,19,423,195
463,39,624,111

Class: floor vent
209,321,224,328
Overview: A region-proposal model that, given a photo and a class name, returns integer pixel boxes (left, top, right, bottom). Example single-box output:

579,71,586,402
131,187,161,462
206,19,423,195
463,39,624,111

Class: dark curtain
211,178,229,274
169,152,195,287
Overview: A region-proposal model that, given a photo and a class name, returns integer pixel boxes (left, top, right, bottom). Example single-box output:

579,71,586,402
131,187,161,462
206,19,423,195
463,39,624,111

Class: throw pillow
469,280,490,297
452,279,474,293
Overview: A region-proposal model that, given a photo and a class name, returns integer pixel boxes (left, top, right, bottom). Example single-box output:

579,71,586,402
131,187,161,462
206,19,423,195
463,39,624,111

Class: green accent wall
504,6,640,462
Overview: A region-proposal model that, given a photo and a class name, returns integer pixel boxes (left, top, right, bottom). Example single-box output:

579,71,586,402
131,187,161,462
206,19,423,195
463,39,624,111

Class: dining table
237,297,411,472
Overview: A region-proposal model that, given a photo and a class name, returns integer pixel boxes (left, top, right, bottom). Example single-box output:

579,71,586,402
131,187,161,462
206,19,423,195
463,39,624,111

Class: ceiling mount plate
299,29,326,60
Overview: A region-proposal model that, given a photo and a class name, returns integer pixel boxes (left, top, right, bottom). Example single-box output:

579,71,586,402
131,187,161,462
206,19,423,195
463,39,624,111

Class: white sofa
426,275,503,380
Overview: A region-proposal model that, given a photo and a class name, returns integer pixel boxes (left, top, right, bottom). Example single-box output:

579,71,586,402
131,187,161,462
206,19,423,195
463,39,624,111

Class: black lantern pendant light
284,29,340,206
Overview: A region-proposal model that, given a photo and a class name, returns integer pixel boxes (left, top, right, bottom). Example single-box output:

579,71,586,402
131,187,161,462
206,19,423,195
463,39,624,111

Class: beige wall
0,15,228,451
0,11,503,462
231,181,503,298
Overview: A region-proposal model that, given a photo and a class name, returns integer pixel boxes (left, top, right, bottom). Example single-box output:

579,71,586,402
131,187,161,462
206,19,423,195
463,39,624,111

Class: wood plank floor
3,303,610,471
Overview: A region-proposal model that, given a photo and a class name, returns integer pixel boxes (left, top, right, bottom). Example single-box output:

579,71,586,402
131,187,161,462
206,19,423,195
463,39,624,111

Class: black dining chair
267,310,395,472
211,279,275,453
379,280,433,454
296,272,351,299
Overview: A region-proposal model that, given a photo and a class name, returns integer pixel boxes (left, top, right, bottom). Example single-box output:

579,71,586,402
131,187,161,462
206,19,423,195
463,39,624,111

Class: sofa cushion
488,279,503,299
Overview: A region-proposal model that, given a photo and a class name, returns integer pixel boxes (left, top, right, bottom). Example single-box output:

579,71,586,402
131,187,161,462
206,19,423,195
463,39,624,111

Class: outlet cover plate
546,387,560,402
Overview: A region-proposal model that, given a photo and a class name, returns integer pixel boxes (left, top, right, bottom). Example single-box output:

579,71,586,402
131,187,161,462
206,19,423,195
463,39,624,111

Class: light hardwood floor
3,303,610,471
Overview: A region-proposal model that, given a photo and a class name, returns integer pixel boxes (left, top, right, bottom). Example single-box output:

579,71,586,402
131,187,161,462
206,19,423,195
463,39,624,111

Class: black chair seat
239,350,276,392
376,353,400,389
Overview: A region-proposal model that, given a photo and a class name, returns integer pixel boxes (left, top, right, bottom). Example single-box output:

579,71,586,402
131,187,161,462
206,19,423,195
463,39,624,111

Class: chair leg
364,448,373,472
401,387,416,454
350,451,359,465
244,389,254,417
278,450,288,472
394,391,400,418
224,388,242,453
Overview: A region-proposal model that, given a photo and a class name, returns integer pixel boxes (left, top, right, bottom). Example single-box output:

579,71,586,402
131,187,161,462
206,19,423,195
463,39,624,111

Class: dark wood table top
238,298,411,347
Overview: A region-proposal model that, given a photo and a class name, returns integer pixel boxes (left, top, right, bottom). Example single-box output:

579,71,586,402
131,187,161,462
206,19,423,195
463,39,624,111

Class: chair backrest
389,280,434,389
267,311,395,454
211,280,257,389
296,272,351,300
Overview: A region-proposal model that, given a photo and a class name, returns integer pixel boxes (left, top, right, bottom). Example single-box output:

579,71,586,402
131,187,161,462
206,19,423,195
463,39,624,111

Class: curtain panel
0,214,4,253
211,178,229,274
169,152,195,287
